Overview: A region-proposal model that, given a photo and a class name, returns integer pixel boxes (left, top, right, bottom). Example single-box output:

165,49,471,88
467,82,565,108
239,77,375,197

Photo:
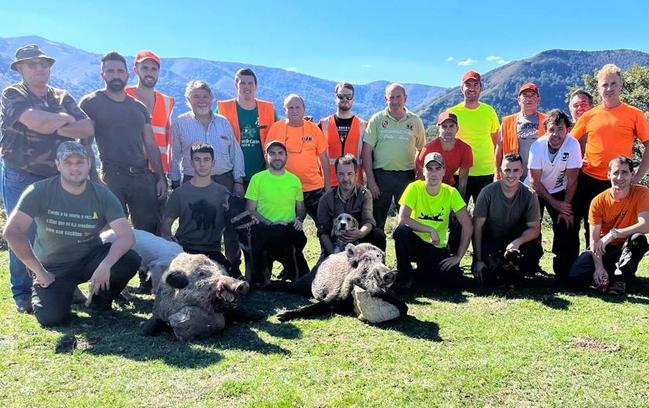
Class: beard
338,104,351,112
269,159,285,171
107,79,126,92
140,75,157,88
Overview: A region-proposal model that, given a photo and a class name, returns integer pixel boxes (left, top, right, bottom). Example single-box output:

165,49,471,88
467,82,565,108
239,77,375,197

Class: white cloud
485,55,501,61
285,67,298,72
458,58,477,66
497,59,509,65
446,56,454,62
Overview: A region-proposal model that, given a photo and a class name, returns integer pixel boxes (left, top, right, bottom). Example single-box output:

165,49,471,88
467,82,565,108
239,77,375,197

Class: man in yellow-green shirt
448,70,500,204
393,152,473,289
362,83,425,229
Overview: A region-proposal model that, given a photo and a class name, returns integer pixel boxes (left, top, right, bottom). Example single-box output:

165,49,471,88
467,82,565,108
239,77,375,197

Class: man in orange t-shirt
571,64,649,247
267,94,330,221
568,156,649,293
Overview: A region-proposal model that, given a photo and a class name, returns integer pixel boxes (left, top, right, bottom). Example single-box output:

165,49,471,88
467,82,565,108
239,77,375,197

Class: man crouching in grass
3,141,140,326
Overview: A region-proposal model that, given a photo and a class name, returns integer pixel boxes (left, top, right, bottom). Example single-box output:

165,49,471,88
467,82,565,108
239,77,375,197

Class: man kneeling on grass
568,156,649,294
3,141,140,326
472,153,543,286
393,152,473,289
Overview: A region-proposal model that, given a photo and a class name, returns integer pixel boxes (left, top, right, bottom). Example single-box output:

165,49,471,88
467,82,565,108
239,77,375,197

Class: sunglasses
23,60,51,69
336,94,353,101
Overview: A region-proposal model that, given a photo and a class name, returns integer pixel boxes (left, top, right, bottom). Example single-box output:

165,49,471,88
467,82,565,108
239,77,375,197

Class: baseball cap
437,111,458,125
10,44,55,71
134,50,160,66
518,82,539,96
462,70,481,83
265,139,287,153
423,152,445,167
56,141,88,161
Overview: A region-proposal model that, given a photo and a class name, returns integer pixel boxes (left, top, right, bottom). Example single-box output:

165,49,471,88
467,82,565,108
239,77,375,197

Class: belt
104,164,150,175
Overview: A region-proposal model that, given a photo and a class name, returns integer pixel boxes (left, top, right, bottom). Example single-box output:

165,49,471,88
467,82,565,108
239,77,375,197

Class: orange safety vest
501,111,546,155
217,98,276,147
125,87,174,173
319,114,365,186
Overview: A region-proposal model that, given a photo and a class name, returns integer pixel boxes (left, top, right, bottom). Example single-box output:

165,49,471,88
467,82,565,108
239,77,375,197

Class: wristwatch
609,228,620,239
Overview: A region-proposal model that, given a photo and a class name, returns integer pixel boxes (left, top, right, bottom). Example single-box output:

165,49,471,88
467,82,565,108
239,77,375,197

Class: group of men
2,44,649,326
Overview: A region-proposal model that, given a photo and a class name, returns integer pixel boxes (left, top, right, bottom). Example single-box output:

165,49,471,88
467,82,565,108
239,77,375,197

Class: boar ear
346,243,359,268
166,271,189,289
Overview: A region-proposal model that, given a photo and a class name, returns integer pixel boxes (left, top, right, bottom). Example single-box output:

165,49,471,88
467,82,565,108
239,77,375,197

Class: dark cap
265,139,287,153
518,82,539,96
11,44,55,71
462,70,481,83
134,50,160,66
424,152,445,167
56,141,88,161
437,111,458,125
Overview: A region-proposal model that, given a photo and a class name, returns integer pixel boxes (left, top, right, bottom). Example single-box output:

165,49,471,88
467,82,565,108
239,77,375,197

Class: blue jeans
2,163,46,303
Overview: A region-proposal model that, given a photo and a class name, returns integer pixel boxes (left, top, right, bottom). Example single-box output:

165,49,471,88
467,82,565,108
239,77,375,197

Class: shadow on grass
375,315,442,342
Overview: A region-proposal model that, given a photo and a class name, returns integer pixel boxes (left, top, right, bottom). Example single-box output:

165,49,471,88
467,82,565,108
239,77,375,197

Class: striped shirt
169,111,245,181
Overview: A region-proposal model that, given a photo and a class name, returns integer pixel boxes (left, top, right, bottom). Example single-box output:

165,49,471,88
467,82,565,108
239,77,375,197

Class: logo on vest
406,123,414,130
381,120,388,128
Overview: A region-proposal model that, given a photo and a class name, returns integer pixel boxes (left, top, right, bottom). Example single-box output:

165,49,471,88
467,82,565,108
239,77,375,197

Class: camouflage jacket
0,82,88,177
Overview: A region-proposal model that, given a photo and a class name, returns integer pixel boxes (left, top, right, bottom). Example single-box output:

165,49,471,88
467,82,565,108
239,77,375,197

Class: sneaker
15,298,33,314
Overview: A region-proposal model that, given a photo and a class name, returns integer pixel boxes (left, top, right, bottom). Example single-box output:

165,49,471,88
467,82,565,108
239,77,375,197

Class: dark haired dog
275,243,407,323
141,253,255,341
331,213,360,253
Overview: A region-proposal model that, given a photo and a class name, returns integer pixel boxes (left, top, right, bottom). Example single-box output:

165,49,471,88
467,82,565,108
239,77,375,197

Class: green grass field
1,217,649,407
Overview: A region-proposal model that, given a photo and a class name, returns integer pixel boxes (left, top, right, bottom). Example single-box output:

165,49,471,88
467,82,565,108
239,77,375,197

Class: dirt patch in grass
571,336,621,352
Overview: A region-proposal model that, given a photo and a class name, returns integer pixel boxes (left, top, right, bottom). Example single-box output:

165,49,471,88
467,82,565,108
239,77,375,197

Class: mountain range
1,36,648,127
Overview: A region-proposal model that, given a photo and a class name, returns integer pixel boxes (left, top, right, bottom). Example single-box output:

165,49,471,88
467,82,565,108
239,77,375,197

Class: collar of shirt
383,107,411,123
335,185,359,202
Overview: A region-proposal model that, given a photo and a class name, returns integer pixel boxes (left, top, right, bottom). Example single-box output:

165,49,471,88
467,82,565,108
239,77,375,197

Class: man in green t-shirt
448,70,500,204
3,141,140,326
243,140,309,286
393,152,473,289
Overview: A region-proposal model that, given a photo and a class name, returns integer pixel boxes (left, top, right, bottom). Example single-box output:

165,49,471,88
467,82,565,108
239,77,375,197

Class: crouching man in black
242,140,310,286
568,156,649,294
3,141,140,326
317,153,386,257
472,153,543,285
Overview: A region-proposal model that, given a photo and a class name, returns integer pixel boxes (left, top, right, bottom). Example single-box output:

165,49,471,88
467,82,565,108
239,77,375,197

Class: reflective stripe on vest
320,114,365,186
217,98,276,147
502,111,546,155
125,87,175,172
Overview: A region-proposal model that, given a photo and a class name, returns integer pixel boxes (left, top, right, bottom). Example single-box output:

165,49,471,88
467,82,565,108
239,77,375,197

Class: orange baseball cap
518,82,539,96
134,50,160,66
462,70,481,83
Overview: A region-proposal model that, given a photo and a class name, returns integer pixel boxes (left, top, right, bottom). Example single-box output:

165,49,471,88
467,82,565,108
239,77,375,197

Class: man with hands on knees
568,156,649,294
472,153,543,286
2,142,140,326
393,152,473,289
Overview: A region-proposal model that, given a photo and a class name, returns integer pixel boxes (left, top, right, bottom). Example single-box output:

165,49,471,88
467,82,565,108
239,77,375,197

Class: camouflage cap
56,141,88,161
423,152,445,167
11,44,56,71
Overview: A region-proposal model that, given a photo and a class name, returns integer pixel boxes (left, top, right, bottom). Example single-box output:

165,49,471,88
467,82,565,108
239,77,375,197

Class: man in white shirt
525,109,582,282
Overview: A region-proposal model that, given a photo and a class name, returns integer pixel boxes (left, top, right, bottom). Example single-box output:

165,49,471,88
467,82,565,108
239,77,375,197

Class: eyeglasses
336,94,353,101
23,60,51,69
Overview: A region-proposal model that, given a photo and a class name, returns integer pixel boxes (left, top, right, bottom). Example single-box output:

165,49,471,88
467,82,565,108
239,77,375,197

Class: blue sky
2,0,647,87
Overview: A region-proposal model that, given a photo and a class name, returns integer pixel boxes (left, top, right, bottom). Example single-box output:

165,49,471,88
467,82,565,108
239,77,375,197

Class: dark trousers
573,171,610,247
393,224,462,288
103,168,160,234
183,171,242,270
303,188,325,223
245,223,309,285
465,174,494,205
478,233,544,285
538,191,580,280
32,244,141,327
568,234,649,287
373,169,414,229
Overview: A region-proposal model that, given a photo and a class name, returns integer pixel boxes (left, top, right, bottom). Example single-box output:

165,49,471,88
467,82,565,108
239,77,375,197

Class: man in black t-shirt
3,141,140,326
318,82,367,187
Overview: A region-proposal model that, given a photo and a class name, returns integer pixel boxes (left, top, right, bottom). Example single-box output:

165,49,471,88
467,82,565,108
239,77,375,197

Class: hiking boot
15,298,33,314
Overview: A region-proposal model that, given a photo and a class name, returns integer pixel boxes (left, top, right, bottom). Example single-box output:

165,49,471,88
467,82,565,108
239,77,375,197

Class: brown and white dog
331,213,360,253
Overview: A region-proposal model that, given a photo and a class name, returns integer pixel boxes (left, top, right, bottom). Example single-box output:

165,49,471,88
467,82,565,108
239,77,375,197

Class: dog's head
332,213,359,238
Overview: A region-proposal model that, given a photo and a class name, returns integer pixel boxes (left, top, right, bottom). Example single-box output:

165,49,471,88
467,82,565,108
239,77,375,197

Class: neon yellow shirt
448,102,500,176
398,180,466,247
245,170,303,222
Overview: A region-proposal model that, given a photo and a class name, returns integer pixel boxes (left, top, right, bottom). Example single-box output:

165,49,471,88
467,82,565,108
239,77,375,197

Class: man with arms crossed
525,109,582,282
568,156,649,294
473,154,543,285
394,152,473,289
3,142,140,326
362,83,425,229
